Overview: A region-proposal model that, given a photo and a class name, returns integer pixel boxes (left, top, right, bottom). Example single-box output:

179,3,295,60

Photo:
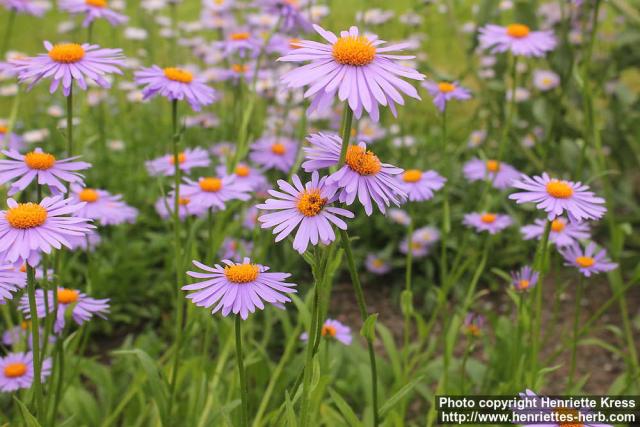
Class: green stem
299,259,321,427
439,107,450,285
0,10,16,58
49,337,64,425
26,265,43,417
337,106,354,166
235,316,249,427
568,276,584,389
66,86,73,157
496,55,518,163
402,216,414,371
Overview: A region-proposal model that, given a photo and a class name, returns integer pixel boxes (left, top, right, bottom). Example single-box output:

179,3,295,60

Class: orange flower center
332,35,376,66
178,197,191,205
163,67,193,83
438,82,456,93
231,64,248,74
546,180,573,199
20,320,29,330
297,189,326,217
551,219,565,232
48,43,85,63
553,408,583,427
224,264,259,283
486,160,500,172
199,177,223,192
24,151,56,170
321,325,337,337
371,258,384,268
4,362,27,378
57,288,79,304
575,256,595,268
271,143,286,155
230,32,250,41
518,279,530,290
6,203,47,229
480,213,496,224
169,152,186,164
466,324,481,337
79,188,99,203
85,0,106,7
506,23,530,38
345,145,381,176
0,125,7,134
235,165,250,177
403,169,422,183
289,38,301,49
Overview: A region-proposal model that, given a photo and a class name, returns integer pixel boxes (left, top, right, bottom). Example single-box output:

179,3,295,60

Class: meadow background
0,0,639,426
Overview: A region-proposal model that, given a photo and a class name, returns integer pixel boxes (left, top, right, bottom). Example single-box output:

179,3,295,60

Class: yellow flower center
224,264,259,283
518,279,529,289
163,67,193,83
19,265,26,273
0,125,7,134
546,180,574,199
57,288,79,304
4,362,27,378
506,23,530,39
371,258,384,268
6,203,47,229
332,35,376,66
289,38,301,49
575,256,595,268
48,43,85,64
214,0,224,4
321,325,337,337
24,151,56,170
231,64,248,74
85,0,106,7
230,32,250,41
235,165,250,177
551,219,565,232
79,188,99,203
199,177,223,192
553,408,583,427
486,160,500,172
466,324,481,337
345,145,381,176
178,197,191,206
480,213,496,224
438,82,456,93
271,143,286,155
169,152,186,164
297,189,326,217
20,320,29,330
403,169,422,183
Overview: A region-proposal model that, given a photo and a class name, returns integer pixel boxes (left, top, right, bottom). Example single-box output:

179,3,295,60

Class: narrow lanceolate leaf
13,396,42,427
328,388,364,427
360,313,379,341
379,375,425,417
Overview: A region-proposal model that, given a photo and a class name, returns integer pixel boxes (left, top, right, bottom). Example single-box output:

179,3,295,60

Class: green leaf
400,290,414,316
13,396,42,427
360,313,378,341
328,388,363,427
284,391,297,427
379,375,425,418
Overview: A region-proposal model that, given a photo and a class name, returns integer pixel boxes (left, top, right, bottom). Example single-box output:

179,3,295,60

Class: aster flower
0,148,91,196
413,225,440,246
59,0,128,27
462,313,485,337
386,208,410,226
2,322,55,348
302,133,406,215
262,0,313,33
511,265,538,292
145,147,211,177
422,81,471,112
0,197,94,266
560,243,618,278
20,287,109,333
0,125,24,151
400,169,446,202
214,30,261,58
249,136,297,173
354,118,386,143
516,390,613,427
0,0,48,16
399,238,430,258
13,41,125,96
216,163,267,191
154,194,206,220
463,158,520,190
463,212,512,234
180,176,251,211
0,264,25,304
479,23,556,57
533,69,560,91
365,253,391,275
509,173,606,222
0,352,52,392
467,129,487,148
183,258,297,319
69,185,138,226
256,172,354,254
219,238,253,262
301,318,352,345
135,65,216,111
521,218,590,247
279,25,425,121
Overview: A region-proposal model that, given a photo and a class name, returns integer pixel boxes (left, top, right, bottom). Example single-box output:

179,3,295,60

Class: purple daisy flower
145,147,211,177
560,242,618,278
463,212,512,234
2,323,55,349
20,287,109,333
462,313,485,337
400,169,446,202
0,352,52,392
0,264,26,304
219,238,253,262
521,218,590,247
399,238,430,258
256,172,354,254
365,253,391,275
533,69,560,91
262,0,313,33
479,23,556,57
0,0,48,16
154,194,206,220
214,30,261,59
516,389,613,427
69,185,138,226
180,176,251,211
509,173,606,222
0,148,91,196
302,133,406,215
135,65,216,111
0,197,94,267
301,318,352,345
13,41,125,96
279,25,425,121
511,265,539,292
463,158,520,190
422,81,471,112
0,126,24,152
413,225,440,246
386,208,410,226
249,136,297,173
216,163,268,192
59,0,128,27
183,258,297,319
